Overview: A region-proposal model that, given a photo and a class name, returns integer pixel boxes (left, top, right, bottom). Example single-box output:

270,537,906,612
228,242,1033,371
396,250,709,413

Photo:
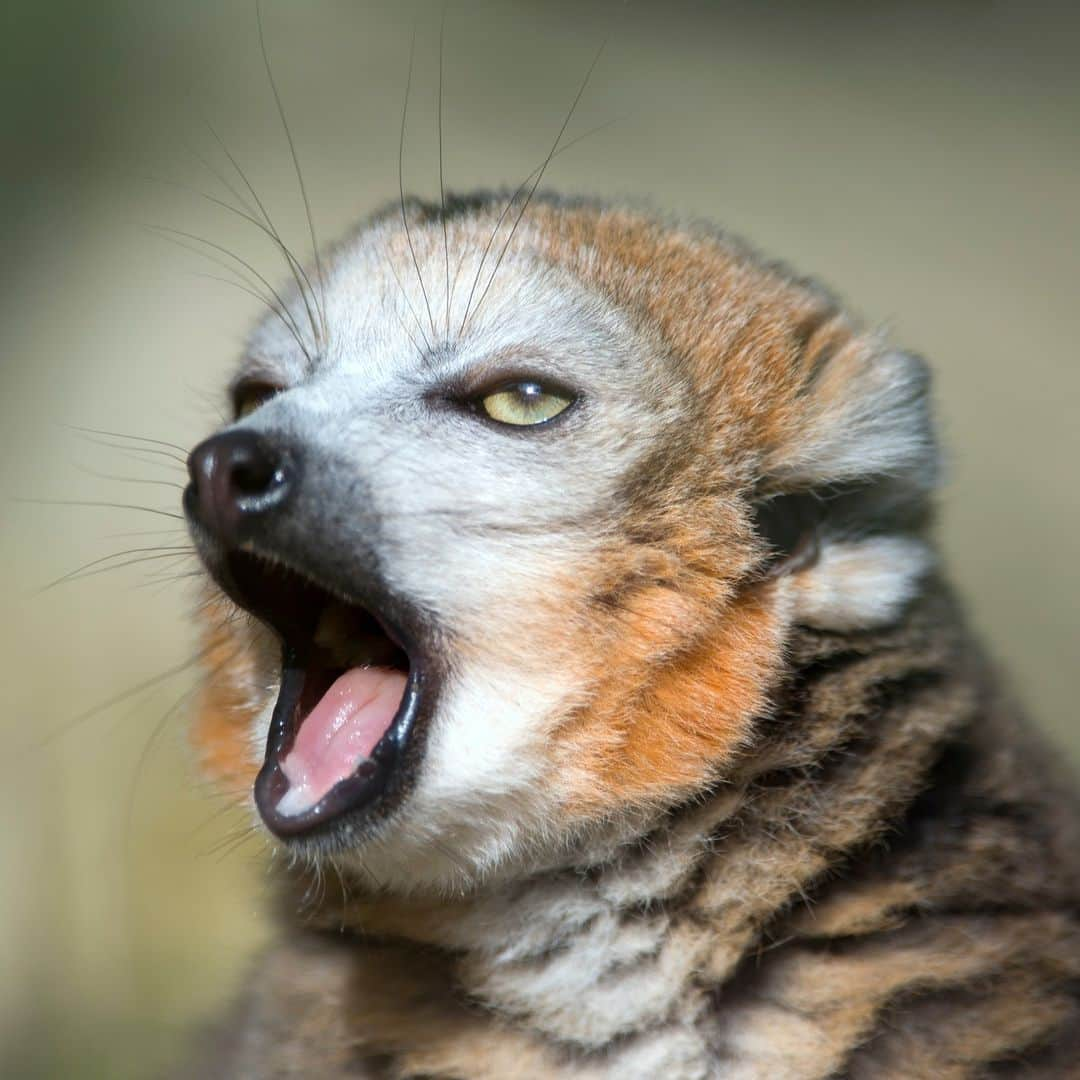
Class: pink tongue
277,667,407,818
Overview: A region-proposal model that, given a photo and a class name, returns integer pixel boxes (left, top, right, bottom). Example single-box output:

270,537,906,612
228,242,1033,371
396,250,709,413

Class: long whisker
205,822,264,861
137,572,208,595
66,426,189,455
462,40,607,335
457,114,616,339
256,0,329,348
183,135,261,220
14,497,185,521
76,438,187,470
31,644,217,750
49,552,193,591
388,305,424,360
38,548,194,593
188,592,235,623
144,175,313,357
154,174,317,358
438,2,450,338
124,644,246,861
140,568,209,590
114,669,219,981
69,462,184,490
79,440,186,468
146,224,312,361
209,813,274,863
103,527,189,541
123,676,204,851
149,225,307,347
190,797,251,840
150,173,266,240
381,247,431,354
194,271,313,358
398,25,437,341
201,120,324,355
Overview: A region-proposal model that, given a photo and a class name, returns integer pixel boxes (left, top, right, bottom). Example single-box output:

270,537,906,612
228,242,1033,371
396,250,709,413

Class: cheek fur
551,557,787,817
191,594,266,794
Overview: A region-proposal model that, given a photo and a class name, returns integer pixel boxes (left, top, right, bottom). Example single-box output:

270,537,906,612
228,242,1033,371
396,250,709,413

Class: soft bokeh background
1,1,1077,1075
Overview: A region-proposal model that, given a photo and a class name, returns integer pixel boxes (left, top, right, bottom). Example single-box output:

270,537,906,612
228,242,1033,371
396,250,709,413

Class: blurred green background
1,1,1077,1076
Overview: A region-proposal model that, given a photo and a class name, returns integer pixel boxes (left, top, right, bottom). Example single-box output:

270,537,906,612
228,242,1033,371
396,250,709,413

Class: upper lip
185,501,439,848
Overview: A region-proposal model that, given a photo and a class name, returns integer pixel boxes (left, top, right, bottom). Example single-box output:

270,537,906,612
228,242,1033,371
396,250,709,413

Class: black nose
185,429,296,546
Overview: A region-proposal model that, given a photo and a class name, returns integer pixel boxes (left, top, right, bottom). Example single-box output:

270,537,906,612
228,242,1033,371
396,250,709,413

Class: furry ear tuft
752,344,940,629
786,536,933,630
768,346,939,495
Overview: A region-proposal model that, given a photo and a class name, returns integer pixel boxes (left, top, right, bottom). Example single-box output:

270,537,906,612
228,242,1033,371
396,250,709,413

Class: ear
752,346,939,630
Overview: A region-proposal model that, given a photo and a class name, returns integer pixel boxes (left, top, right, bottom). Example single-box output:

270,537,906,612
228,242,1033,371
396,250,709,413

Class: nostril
226,437,291,507
231,455,282,498
185,429,297,543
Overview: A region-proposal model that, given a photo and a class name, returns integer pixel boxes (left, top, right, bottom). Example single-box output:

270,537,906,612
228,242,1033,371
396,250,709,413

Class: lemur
182,194,1080,1078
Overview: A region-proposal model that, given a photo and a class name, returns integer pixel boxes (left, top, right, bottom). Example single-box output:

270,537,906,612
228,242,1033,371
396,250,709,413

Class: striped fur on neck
195,586,1080,1078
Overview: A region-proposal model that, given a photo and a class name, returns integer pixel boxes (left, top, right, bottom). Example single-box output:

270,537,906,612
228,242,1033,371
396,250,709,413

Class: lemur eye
233,380,282,420
477,382,573,427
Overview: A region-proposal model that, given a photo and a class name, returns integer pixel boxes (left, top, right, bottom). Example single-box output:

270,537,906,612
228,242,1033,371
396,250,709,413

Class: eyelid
440,367,579,406
231,378,284,418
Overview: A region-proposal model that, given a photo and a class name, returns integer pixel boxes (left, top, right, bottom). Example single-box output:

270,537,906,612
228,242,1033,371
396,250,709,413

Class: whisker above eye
145,224,312,361
461,38,608,336
437,1,451,340
256,0,329,350
398,24,436,345
381,247,430,358
183,133,262,221
457,121,614,344
194,271,313,358
199,119,323,359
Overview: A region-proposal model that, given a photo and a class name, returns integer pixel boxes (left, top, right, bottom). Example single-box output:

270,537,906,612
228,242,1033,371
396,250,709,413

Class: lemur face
187,199,936,891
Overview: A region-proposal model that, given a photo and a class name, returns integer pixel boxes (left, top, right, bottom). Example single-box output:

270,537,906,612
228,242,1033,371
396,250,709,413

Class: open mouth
218,551,427,841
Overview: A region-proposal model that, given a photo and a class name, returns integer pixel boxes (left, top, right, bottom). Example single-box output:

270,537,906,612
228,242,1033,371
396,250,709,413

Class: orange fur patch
191,592,262,795
554,581,784,815
526,203,868,484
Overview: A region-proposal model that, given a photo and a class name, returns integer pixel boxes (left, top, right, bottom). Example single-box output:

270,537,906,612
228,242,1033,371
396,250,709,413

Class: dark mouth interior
225,552,407,669
223,552,412,835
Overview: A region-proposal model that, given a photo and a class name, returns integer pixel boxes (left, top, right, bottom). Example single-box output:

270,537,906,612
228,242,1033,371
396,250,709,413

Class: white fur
787,536,933,631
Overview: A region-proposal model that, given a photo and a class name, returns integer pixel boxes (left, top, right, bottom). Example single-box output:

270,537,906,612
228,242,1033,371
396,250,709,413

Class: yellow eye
479,382,574,427
233,380,281,420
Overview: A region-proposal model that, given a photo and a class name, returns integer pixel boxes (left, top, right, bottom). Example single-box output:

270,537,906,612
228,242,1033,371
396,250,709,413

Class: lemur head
186,196,937,892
